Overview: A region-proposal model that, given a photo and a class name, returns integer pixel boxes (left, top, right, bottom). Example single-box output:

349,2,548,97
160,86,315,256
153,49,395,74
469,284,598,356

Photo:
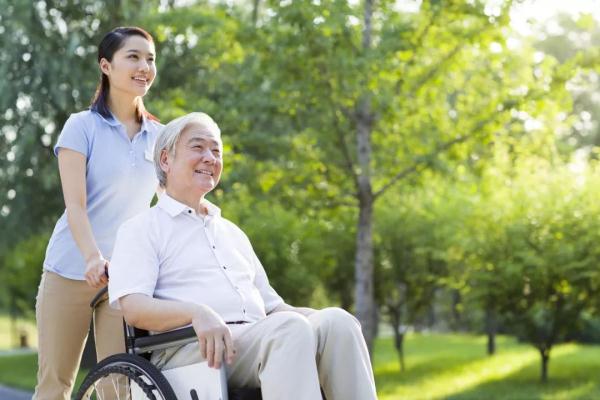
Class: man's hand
85,255,108,288
191,305,235,369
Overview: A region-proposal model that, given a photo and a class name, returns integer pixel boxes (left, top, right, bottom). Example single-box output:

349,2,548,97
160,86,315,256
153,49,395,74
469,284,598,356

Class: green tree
152,0,578,352
0,233,48,345
0,0,158,254
464,155,600,382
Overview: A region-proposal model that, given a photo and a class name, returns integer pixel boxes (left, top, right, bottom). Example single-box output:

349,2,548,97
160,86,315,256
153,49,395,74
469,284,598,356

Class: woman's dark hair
90,26,158,122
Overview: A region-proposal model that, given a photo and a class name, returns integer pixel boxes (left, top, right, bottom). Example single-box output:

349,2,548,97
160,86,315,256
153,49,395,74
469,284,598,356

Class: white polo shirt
108,194,284,323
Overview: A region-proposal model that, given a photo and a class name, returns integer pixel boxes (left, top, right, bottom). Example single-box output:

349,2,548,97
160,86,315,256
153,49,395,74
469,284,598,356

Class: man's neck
165,189,208,216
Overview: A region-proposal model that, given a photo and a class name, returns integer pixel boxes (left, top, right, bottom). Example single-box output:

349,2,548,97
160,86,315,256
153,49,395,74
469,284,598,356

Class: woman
34,27,162,400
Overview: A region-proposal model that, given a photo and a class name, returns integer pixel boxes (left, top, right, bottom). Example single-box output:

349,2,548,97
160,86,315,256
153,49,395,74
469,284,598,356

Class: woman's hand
85,255,108,288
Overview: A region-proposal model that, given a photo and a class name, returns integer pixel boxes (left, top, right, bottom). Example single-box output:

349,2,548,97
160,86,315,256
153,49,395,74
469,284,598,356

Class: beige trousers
33,270,125,400
152,308,377,400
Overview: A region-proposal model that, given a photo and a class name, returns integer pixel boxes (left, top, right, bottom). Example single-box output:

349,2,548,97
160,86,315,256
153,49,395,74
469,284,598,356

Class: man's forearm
119,293,200,332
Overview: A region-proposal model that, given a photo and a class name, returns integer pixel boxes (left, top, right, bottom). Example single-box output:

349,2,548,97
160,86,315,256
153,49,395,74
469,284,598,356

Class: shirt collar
157,192,221,218
139,115,150,135
93,108,150,134
92,109,121,127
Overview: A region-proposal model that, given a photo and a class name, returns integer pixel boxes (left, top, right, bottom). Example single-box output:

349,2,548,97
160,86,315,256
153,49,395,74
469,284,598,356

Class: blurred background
1,0,600,398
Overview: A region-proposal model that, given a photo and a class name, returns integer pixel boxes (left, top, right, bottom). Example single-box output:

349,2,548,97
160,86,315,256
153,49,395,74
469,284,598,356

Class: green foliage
215,185,355,308
0,0,159,253
0,234,48,317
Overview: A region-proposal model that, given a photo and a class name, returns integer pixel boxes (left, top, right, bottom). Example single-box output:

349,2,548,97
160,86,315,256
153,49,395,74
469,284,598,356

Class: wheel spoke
74,355,175,400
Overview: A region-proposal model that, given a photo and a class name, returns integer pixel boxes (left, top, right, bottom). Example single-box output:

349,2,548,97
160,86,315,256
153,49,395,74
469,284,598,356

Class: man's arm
120,293,235,369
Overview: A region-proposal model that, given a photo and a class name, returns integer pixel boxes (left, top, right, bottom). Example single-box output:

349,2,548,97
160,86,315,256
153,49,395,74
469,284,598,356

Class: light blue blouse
43,109,163,280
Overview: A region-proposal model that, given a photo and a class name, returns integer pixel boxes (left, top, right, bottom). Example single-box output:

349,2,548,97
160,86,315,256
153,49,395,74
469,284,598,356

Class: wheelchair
75,287,262,400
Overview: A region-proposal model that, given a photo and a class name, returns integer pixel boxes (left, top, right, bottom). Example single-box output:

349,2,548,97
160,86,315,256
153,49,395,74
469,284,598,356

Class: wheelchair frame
74,287,262,400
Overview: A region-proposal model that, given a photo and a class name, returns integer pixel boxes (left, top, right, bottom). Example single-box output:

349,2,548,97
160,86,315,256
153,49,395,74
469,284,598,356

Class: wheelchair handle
90,287,109,309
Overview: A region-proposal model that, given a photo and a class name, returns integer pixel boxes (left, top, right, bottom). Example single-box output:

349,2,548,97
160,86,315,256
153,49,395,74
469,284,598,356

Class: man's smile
195,169,213,176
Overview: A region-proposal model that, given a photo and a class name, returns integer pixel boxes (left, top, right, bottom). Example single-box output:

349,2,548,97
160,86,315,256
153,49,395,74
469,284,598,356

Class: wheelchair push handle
90,286,108,309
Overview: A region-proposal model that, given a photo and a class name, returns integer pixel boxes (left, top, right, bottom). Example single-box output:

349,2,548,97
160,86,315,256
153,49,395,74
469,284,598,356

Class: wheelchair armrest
133,326,197,354
90,287,109,309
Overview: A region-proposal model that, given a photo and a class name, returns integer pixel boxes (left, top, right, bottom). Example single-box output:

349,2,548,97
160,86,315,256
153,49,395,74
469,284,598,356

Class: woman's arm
58,148,107,288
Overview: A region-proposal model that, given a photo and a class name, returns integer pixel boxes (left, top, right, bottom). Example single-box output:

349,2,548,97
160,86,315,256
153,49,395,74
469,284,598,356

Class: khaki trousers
33,271,125,400
153,308,377,400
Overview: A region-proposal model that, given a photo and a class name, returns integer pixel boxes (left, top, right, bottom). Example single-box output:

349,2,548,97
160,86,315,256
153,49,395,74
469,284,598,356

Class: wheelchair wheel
75,353,177,400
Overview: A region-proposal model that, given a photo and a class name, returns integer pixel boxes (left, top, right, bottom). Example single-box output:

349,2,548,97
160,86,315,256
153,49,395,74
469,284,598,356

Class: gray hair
154,112,221,187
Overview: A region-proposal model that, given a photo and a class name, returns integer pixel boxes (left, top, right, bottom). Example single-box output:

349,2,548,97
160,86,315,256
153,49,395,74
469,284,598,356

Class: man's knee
314,307,361,334
267,311,315,345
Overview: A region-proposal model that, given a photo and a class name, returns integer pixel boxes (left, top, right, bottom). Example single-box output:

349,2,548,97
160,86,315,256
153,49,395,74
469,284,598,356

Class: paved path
0,385,32,400
0,348,36,356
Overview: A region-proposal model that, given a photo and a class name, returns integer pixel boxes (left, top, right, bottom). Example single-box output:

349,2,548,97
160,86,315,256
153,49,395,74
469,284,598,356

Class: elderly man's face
163,123,223,199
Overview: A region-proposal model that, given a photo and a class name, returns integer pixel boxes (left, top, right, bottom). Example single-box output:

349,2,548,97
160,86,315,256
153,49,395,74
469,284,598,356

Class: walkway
0,385,32,400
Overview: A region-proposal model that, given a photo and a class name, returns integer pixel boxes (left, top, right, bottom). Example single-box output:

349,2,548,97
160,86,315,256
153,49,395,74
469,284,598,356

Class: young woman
34,27,162,399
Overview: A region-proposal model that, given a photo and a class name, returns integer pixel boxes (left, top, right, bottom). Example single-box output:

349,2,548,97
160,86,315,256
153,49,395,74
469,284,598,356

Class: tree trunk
485,307,497,355
394,329,406,372
9,296,18,348
354,0,376,355
252,0,260,26
388,304,405,371
539,347,550,383
355,186,375,353
451,289,462,330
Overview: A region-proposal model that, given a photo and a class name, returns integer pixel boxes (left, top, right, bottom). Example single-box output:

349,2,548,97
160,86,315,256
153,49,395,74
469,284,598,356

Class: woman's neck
107,93,140,124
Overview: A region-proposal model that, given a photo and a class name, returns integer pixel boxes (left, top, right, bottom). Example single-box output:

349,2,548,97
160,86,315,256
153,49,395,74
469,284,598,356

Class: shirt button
212,245,216,249
223,266,227,270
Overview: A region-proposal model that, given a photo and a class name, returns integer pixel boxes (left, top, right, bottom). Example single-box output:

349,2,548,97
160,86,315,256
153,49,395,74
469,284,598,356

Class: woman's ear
99,58,111,76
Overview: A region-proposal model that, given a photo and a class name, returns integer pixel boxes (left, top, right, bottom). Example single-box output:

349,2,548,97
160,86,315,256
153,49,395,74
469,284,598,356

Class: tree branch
393,4,442,92
373,112,501,200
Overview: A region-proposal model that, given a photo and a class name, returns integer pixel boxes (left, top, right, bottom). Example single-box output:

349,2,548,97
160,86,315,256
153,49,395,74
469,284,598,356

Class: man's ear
159,149,170,174
99,58,111,76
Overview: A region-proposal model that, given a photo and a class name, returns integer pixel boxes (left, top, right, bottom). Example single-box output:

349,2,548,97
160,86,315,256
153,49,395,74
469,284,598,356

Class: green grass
2,332,600,399
0,353,87,393
0,314,37,350
374,333,600,400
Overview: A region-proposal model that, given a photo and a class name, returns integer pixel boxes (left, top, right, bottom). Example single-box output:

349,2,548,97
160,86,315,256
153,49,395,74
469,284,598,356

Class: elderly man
108,112,377,400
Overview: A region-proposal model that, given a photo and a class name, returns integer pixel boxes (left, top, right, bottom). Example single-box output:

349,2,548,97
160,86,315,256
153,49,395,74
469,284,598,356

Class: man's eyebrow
187,137,220,147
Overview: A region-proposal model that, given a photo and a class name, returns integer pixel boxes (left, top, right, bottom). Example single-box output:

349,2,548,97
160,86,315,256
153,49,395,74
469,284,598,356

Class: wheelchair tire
75,353,177,400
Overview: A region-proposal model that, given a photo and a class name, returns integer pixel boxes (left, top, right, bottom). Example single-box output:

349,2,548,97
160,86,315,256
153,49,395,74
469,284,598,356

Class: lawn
374,334,600,400
0,353,87,393
1,332,600,399
0,314,37,350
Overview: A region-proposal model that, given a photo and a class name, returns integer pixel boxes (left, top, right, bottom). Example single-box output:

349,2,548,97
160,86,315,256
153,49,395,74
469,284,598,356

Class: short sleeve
108,216,160,309
251,250,284,313
54,113,91,157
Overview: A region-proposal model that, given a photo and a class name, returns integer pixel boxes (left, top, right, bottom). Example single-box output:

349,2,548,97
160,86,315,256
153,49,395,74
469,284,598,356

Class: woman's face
100,35,156,99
